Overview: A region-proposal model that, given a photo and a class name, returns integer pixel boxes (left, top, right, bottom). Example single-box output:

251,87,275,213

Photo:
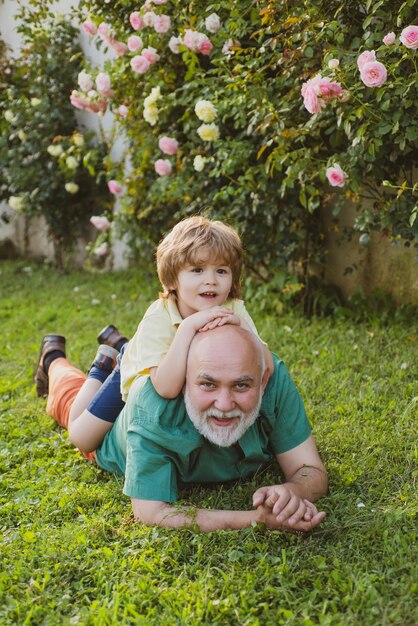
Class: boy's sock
88,345,119,383
44,350,66,374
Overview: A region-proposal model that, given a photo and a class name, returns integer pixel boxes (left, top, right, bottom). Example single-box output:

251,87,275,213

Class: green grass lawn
0,260,417,626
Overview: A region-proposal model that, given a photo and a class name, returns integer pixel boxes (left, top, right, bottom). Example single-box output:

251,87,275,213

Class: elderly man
39,325,328,532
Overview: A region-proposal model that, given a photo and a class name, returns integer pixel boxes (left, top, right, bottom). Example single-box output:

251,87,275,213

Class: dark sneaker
34,334,66,397
96,324,128,351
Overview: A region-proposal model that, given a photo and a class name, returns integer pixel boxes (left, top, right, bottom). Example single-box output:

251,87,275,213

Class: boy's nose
204,272,217,284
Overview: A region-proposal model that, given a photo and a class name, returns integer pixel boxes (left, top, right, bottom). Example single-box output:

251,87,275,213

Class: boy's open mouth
199,292,217,298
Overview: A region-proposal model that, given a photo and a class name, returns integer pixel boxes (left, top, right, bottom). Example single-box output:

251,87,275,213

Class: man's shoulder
261,354,296,407
128,379,202,449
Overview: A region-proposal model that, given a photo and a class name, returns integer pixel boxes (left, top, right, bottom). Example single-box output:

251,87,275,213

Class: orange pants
46,358,96,462
47,357,86,430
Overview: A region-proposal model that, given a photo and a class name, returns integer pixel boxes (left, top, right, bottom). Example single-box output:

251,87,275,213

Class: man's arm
252,435,328,526
131,497,325,533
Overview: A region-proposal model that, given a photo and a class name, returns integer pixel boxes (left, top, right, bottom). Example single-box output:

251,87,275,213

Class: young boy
35,216,273,453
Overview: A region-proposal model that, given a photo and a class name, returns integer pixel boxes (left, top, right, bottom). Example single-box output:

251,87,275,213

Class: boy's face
171,249,233,318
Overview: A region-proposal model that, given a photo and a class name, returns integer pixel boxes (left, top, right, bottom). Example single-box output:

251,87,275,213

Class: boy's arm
150,307,239,398
131,497,325,532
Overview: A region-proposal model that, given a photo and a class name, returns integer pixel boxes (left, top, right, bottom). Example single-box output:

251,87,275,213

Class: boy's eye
191,267,203,273
217,268,228,274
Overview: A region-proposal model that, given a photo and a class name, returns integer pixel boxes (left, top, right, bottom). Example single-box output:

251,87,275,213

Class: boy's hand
198,314,241,332
182,307,239,333
252,485,320,526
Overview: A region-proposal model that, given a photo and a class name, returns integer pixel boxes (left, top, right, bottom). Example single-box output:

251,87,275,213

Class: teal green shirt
96,355,311,502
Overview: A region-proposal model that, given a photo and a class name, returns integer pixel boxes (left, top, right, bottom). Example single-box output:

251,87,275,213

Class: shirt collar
165,295,183,326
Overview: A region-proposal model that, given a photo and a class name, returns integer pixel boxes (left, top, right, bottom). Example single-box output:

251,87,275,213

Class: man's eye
201,382,215,389
235,383,249,390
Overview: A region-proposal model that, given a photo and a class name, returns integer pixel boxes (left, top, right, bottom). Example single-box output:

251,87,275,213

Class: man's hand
256,500,326,532
252,484,319,526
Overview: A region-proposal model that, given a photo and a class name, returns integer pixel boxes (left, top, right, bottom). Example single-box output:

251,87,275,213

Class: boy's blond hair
157,216,243,299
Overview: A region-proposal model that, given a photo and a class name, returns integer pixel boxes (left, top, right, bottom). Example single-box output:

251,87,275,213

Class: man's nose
214,389,235,412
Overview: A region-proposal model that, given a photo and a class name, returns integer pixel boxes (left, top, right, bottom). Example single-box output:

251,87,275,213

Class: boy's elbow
152,381,181,399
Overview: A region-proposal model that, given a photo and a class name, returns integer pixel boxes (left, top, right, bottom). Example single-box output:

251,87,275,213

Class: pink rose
116,104,128,117
130,55,151,74
153,15,171,33
301,79,323,114
127,35,143,52
70,90,88,110
360,61,387,87
183,29,202,52
357,50,376,71
159,136,178,155
154,159,172,176
130,12,144,31
108,180,123,195
383,32,396,45
82,20,97,36
198,36,213,56
87,99,107,114
96,72,113,97
301,74,345,114
318,77,344,99
98,22,112,40
94,242,109,258
400,25,418,49
90,215,111,231
108,38,128,57
142,46,160,64
326,163,347,187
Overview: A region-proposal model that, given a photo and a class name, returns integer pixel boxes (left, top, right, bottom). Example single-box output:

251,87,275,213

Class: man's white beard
184,388,262,447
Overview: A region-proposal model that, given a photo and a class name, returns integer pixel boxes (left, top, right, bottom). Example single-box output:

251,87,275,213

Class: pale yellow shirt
120,296,263,400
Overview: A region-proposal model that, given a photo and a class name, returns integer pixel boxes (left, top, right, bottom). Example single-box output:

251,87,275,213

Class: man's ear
260,367,270,394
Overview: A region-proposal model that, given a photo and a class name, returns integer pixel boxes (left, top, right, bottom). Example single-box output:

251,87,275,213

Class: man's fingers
252,487,269,507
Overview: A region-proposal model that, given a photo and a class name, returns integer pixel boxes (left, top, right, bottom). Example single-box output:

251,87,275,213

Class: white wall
0,0,129,267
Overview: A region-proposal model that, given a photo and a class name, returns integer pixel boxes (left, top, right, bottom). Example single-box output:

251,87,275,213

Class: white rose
65,182,79,194
195,99,217,122
8,196,25,211
328,58,340,70
78,71,94,92
66,156,78,170
205,13,221,34
193,155,206,172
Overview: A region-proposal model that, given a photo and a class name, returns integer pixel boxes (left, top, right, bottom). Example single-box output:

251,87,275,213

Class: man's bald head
187,324,265,379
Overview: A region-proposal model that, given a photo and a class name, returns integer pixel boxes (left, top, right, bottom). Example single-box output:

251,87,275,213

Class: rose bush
72,0,416,300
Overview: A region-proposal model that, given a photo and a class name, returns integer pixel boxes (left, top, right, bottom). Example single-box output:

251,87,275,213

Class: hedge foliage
0,4,110,265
